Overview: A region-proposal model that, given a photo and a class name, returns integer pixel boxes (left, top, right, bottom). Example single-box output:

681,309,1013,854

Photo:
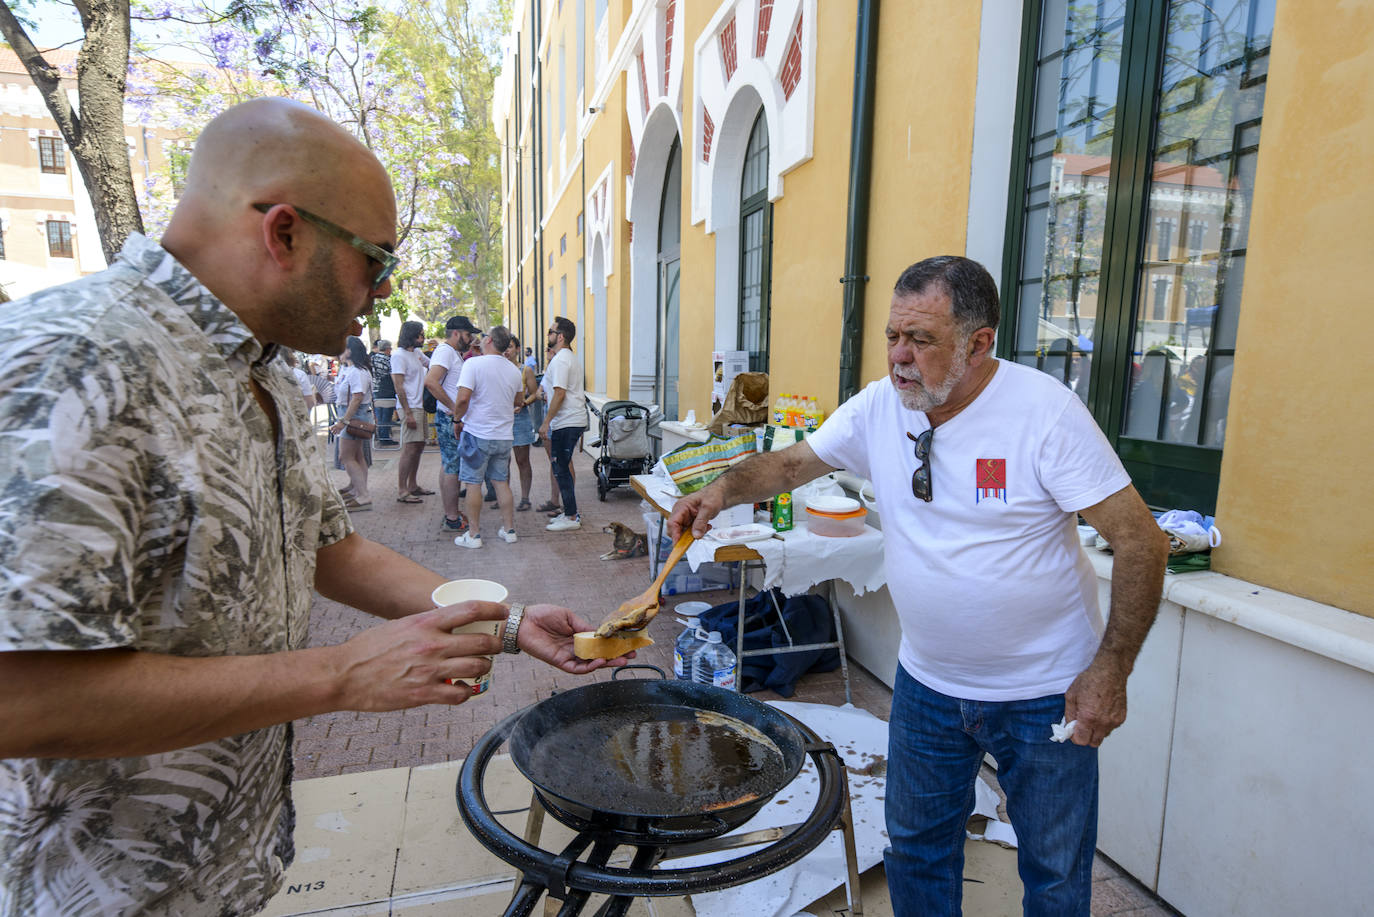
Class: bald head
176,98,393,226
161,98,398,354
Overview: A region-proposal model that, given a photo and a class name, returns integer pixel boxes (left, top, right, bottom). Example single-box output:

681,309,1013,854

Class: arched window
656,138,682,419
738,112,772,373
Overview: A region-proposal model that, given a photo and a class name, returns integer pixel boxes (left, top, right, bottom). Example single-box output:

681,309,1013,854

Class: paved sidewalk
292,438,1174,916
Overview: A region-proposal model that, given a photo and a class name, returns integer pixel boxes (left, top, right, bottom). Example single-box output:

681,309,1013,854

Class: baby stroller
589,400,655,500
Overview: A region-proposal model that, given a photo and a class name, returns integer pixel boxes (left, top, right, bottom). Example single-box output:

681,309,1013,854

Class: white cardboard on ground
680,701,1015,917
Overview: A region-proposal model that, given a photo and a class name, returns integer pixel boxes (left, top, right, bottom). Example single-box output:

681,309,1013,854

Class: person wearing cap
424,315,479,535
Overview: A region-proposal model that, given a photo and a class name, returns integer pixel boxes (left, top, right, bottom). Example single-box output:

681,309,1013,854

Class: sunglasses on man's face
253,203,399,291
907,428,933,502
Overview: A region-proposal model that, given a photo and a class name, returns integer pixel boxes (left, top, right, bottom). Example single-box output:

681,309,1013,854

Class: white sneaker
454,532,483,549
499,528,518,544
546,514,582,532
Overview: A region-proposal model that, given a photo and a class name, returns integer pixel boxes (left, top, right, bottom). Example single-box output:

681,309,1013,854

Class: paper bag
707,371,769,435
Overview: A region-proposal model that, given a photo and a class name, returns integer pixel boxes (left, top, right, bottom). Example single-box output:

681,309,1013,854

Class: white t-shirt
457,354,523,440
806,360,1131,701
292,367,312,400
337,365,373,407
429,342,464,414
545,347,587,431
390,347,429,410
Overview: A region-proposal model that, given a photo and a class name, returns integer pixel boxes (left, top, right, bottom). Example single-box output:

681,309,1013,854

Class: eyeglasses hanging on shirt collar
908,429,933,502
253,202,399,290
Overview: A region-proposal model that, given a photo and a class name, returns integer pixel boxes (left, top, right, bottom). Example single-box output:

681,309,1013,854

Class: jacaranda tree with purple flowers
129,0,508,326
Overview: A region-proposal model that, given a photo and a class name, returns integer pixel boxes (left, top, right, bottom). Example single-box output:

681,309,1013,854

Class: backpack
422,386,437,414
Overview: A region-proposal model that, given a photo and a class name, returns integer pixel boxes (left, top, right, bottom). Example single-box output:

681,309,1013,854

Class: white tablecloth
634,474,886,598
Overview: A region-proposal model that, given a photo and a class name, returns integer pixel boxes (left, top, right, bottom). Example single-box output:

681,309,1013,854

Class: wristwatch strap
502,603,525,654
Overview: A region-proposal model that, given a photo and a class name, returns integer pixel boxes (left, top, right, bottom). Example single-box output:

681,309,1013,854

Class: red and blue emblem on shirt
976,458,1007,503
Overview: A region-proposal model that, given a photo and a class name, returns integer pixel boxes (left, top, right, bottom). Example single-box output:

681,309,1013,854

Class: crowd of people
0,92,1174,917
286,312,590,547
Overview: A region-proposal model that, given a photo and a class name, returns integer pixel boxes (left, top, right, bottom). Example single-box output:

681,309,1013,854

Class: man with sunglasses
670,256,1168,916
0,99,629,915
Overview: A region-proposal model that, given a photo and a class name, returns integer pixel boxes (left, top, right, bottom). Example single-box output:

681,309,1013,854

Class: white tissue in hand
1050,717,1077,743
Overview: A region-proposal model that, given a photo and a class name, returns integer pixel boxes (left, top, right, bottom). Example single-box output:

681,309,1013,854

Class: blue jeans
549,426,584,518
885,667,1097,916
374,400,395,441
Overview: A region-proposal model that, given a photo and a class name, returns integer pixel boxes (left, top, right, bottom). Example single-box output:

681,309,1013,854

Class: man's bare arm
452,387,473,423
423,364,454,412
315,532,446,619
667,442,835,539
0,602,506,760
1064,484,1169,746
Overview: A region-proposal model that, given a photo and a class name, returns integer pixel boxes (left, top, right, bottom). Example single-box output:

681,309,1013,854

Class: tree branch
0,2,80,139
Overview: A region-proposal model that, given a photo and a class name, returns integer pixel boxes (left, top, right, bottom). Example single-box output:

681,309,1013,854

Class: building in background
494,2,1374,914
0,47,187,298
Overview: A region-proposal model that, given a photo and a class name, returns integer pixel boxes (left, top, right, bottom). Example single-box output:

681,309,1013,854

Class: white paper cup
431,579,509,695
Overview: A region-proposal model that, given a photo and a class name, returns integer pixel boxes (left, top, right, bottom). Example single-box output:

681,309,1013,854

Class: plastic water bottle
693,631,738,689
673,618,707,679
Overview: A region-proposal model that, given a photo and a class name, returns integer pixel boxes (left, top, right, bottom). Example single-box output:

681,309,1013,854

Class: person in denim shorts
423,315,479,534
449,326,523,548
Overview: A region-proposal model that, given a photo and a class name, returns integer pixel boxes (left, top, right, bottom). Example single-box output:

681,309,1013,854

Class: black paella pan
507,666,808,842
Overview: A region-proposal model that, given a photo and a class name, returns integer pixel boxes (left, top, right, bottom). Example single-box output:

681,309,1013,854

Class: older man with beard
669,256,1167,916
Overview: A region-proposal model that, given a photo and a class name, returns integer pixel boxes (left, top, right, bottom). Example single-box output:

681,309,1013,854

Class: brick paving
292,437,1175,915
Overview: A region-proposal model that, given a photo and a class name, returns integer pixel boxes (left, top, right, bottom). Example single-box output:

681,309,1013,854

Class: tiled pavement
293,438,1176,916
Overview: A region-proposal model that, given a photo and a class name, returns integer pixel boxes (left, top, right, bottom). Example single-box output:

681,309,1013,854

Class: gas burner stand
457,709,864,917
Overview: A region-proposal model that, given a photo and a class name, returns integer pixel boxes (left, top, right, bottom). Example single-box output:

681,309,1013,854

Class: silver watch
502,603,526,654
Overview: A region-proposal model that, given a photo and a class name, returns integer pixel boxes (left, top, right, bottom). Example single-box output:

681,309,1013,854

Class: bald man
0,99,626,915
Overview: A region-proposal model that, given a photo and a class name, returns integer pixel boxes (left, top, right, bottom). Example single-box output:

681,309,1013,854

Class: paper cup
431,579,508,695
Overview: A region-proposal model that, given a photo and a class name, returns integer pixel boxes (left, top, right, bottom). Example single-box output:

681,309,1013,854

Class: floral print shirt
0,234,352,916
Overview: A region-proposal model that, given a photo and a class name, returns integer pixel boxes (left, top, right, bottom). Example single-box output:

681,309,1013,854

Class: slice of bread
573,630,654,660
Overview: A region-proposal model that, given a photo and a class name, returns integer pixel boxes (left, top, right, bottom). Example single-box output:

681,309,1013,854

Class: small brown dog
601,522,650,561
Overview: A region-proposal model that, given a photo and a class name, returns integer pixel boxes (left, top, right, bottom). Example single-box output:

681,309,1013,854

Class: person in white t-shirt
539,316,588,532
423,315,479,534
451,326,524,548
668,256,1168,916
390,321,432,503
329,335,376,510
285,350,316,409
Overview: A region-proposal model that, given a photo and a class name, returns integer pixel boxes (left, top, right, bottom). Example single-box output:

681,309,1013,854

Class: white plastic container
692,631,738,689
805,503,867,537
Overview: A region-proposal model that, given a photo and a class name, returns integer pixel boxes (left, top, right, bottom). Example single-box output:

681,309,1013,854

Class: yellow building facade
497,3,1374,912
496,0,1371,617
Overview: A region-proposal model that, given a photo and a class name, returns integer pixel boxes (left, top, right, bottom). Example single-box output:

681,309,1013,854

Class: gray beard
894,346,970,412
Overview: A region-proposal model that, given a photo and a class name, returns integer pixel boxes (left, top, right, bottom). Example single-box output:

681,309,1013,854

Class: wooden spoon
594,530,696,637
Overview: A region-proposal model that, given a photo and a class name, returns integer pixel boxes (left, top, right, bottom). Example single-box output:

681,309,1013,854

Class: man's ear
259,204,302,274
970,327,997,359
